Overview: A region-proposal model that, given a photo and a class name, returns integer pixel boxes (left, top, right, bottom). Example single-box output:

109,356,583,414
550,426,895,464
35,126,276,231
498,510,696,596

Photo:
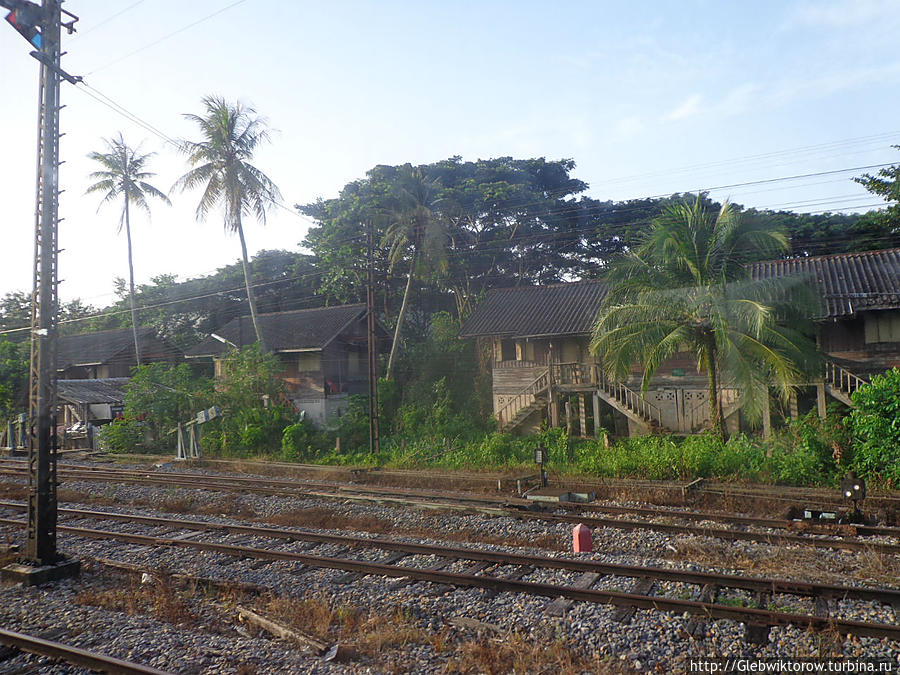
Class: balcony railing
494,358,548,370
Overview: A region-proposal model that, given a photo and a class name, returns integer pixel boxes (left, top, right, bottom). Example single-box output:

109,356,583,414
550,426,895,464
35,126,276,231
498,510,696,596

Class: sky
1,0,899,308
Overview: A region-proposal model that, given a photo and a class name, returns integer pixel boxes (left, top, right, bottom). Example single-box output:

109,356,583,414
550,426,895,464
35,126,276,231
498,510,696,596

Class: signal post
1,0,80,585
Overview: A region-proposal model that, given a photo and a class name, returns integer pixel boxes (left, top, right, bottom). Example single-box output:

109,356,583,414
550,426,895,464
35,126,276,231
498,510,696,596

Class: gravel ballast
1,458,897,673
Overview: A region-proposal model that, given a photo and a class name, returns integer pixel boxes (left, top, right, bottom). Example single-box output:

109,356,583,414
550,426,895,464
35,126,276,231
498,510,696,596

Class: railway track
2,503,898,643
2,461,899,554
0,627,172,674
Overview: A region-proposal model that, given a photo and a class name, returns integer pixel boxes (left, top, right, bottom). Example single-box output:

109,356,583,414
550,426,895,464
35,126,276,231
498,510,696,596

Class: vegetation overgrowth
97,342,874,488
2,147,899,489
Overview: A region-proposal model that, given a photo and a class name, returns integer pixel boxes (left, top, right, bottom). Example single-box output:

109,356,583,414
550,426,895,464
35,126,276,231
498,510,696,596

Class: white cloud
785,0,895,28
663,94,703,121
613,116,645,139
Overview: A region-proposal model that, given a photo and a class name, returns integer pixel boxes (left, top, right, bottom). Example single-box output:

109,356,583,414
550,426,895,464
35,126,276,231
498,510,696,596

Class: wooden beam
578,395,587,437
816,380,827,419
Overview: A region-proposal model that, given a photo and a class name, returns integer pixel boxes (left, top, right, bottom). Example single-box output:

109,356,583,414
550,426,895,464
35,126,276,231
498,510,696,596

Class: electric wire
84,0,250,76
67,1,147,42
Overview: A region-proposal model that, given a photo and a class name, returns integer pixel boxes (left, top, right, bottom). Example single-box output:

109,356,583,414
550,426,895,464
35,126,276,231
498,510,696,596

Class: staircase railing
824,361,868,400
593,366,663,428
496,368,550,429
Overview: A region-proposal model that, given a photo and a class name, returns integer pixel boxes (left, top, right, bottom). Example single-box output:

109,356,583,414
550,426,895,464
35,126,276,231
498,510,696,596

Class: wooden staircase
824,361,868,407
593,369,664,432
495,362,665,434
496,369,551,432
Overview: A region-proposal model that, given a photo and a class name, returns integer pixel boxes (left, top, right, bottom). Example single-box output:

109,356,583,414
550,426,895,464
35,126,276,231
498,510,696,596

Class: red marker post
572,523,592,553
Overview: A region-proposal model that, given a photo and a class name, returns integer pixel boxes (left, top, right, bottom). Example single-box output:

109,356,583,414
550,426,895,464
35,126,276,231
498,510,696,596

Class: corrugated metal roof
57,327,155,369
58,378,130,405
186,304,367,357
749,248,900,318
461,248,900,338
459,280,607,338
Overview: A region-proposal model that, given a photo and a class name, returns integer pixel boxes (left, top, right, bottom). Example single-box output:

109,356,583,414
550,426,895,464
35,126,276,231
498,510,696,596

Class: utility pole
366,221,380,455
1,0,80,584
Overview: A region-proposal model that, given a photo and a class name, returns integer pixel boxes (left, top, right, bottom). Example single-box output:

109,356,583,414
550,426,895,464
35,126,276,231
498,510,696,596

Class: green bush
97,416,145,453
849,368,900,486
281,419,324,461
121,362,211,452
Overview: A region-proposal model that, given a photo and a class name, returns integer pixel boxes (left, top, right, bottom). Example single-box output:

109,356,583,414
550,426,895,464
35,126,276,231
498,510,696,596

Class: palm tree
382,166,448,379
86,134,170,366
590,197,820,436
173,96,281,348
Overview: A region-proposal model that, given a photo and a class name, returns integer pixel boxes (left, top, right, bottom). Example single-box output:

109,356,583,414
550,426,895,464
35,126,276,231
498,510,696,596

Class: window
298,352,322,372
864,312,900,344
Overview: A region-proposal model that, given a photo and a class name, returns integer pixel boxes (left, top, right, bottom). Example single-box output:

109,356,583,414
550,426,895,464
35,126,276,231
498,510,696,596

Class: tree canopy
591,198,821,435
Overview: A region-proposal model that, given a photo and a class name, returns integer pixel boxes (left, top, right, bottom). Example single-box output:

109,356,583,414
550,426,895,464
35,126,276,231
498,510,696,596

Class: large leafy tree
591,198,820,436
173,96,281,348
852,146,900,250
299,156,591,326
381,165,448,379
86,134,170,365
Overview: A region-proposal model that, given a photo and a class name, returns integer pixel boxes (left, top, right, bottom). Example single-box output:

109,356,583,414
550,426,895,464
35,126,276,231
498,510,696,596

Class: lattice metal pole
25,0,62,565
366,221,380,455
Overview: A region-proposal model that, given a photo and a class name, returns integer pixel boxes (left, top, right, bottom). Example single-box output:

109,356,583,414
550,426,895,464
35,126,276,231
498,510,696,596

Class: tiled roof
459,280,607,338
186,304,367,357
749,248,900,318
57,326,155,369
460,248,900,338
58,378,130,405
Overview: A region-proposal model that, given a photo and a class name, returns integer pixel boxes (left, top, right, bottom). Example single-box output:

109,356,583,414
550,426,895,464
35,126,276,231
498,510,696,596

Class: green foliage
0,339,27,420
332,395,373,454
853,147,900,243
124,362,211,451
592,197,821,433
280,419,324,461
98,415,146,454
849,368,900,486
97,362,211,454
201,344,294,457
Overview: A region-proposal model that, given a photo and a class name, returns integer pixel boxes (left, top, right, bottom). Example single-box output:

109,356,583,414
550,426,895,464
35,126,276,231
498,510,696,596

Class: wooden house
57,326,183,380
459,248,900,437
185,304,384,427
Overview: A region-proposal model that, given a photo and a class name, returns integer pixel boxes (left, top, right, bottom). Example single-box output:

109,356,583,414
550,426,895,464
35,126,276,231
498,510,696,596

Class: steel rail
1,506,898,604
6,457,900,507
0,627,173,674
1,519,898,642
28,464,900,536
4,459,900,513
3,466,900,553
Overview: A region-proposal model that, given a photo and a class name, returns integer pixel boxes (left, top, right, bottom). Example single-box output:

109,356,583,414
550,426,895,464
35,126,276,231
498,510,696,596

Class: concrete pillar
579,395,587,437
762,392,771,441
593,393,602,438
816,381,827,419
565,400,573,437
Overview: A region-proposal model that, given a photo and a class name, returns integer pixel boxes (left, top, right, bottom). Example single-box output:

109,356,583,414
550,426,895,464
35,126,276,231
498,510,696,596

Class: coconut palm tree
590,197,820,436
173,96,281,348
381,165,448,379
86,134,170,366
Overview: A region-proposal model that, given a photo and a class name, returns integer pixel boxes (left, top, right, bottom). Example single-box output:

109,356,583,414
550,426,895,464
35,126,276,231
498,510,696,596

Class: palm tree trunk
123,191,142,368
235,212,265,350
704,334,725,437
385,257,415,381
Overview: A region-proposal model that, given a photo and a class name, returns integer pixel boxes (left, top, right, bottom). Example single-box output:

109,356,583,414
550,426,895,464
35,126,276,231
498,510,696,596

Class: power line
68,1,146,41
591,131,900,188
84,0,249,76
